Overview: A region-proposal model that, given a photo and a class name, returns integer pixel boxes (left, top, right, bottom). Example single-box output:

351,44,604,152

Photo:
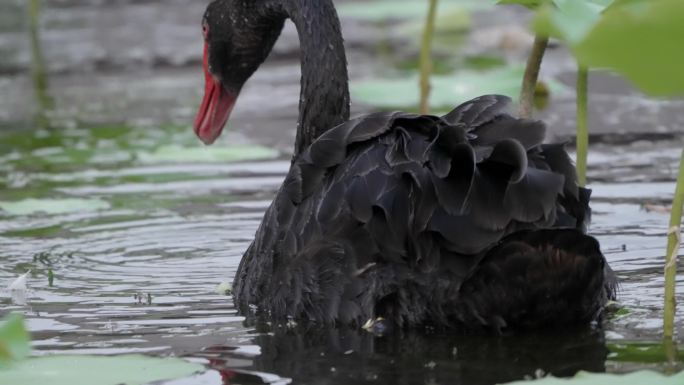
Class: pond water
0,122,682,385
1,0,683,384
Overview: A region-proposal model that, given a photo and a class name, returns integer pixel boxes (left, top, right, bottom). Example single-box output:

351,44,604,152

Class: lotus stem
519,35,548,119
663,337,679,371
28,0,53,128
419,0,438,114
576,65,589,187
664,150,684,340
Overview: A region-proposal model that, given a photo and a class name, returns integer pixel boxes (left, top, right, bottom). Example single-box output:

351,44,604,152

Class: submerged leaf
138,144,279,163
0,198,110,216
0,314,30,367
503,370,684,385
0,355,204,385
215,281,232,295
608,342,684,363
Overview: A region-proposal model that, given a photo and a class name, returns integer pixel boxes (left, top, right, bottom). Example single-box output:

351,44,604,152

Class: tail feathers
452,229,613,331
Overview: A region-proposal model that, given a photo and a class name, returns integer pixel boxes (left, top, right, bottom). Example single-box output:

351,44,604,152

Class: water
0,122,682,384
1,0,683,383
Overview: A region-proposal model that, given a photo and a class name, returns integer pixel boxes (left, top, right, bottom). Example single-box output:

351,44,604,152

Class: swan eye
202,21,209,39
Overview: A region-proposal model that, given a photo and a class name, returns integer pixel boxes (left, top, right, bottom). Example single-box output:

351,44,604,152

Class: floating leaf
215,281,232,295
608,342,684,363
611,307,631,318
572,0,684,96
503,370,684,385
533,0,684,96
352,66,567,111
533,0,613,44
338,0,493,21
2,225,64,238
0,314,30,367
0,355,204,385
0,198,110,216
138,145,279,164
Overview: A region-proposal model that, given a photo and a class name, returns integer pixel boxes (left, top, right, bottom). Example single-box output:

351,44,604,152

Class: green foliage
0,355,204,385
0,314,30,368
530,0,684,339
503,370,684,385
533,0,611,44
534,0,684,96
574,0,684,96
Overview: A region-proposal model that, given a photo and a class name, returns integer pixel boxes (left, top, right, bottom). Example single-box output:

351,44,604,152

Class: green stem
419,0,438,115
28,0,54,127
518,35,548,119
663,338,679,370
664,149,684,340
576,65,589,187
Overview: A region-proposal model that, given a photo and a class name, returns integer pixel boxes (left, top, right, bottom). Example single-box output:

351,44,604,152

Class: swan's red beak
194,42,237,145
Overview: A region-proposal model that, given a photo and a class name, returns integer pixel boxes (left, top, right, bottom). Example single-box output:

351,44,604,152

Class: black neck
266,0,350,156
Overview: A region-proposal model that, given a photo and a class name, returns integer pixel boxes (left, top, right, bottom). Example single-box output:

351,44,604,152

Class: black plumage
196,0,617,331
233,96,615,329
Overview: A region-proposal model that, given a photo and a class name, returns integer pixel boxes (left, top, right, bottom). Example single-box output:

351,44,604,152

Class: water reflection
199,324,609,385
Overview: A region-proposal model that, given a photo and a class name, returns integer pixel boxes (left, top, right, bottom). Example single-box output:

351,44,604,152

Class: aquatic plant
504,370,684,385
417,2,681,336
501,0,684,344
0,314,204,384
418,0,439,113
574,66,588,187
664,154,684,340
518,35,548,119
0,314,30,367
27,0,53,128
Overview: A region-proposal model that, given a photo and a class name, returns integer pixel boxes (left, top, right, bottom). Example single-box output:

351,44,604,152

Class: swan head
194,0,284,145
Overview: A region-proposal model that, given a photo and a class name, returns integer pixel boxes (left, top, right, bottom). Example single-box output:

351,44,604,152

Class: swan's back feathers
233,95,600,327
288,95,586,249
454,228,615,330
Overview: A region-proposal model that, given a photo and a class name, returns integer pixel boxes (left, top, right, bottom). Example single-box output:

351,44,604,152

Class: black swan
194,0,616,330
